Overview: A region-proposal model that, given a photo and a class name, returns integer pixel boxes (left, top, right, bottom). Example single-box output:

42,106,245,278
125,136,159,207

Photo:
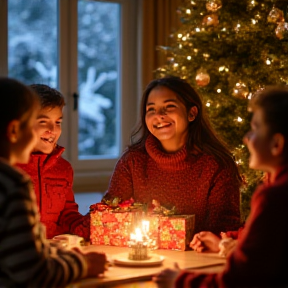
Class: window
1,0,139,192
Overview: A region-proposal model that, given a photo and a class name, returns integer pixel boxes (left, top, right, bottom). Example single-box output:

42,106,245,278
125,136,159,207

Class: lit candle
142,220,150,234
128,227,148,260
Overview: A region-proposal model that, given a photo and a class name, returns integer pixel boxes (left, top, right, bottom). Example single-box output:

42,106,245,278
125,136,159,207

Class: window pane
78,0,120,159
8,0,58,87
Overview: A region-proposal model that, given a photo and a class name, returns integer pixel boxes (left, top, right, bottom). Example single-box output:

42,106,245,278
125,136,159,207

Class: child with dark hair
18,84,90,240
154,85,288,288
103,76,242,235
0,77,106,288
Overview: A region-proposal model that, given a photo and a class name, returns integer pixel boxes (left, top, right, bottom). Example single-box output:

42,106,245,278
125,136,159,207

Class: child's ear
188,106,198,122
7,120,20,143
271,133,285,156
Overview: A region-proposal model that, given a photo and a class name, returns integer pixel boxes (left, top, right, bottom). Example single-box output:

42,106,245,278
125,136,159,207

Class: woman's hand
153,263,181,288
190,231,221,253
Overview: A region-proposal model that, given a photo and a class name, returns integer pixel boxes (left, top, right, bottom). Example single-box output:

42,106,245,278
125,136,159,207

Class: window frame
0,0,140,192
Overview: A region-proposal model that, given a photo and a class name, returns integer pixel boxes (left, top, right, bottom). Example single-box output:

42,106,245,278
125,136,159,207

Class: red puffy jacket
18,145,90,240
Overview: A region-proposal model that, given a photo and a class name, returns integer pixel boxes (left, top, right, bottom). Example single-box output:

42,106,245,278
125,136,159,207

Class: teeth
157,123,164,128
48,137,54,143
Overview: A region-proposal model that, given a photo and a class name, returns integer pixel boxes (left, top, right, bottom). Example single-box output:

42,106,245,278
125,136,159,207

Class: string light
186,9,191,14
195,27,200,32
266,59,271,65
217,88,221,93
187,56,192,60
206,102,211,107
178,33,183,38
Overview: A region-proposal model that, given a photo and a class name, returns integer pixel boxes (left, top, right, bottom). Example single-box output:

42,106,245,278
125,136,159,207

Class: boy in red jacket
18,84,90,240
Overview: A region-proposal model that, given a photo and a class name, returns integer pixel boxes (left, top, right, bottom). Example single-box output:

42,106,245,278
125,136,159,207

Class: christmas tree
156,0,288,221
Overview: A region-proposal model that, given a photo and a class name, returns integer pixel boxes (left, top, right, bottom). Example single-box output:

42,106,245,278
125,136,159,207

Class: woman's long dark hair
130,76,242,182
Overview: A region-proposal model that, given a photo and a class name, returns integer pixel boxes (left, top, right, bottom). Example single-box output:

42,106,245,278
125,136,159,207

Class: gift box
159,215,195,251
90,209,134,246
90,200,195,250
90,209,160,247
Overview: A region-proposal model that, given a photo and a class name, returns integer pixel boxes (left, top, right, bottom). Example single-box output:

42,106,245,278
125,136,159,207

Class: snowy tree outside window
8,0,120,159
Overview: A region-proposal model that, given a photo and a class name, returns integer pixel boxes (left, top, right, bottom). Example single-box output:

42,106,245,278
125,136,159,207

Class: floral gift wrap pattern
159,215,195,251
90,198,195,250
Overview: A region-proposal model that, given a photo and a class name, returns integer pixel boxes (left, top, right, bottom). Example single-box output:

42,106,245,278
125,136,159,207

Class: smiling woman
102,76,243,236
145,86,198,152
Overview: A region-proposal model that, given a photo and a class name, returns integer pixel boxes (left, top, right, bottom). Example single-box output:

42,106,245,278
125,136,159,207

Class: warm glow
266,59,271,65
130,228,143,242
178,33,183,38
187,56,192,60
195,27,200,32
206,102,211,107
217,88,221,93
237,117,243,122
142,220,150,234
186,9,191,14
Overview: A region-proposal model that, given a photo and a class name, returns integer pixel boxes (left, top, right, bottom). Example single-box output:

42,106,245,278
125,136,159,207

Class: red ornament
196,68,210,87
202,14,219,26
275,22,288,40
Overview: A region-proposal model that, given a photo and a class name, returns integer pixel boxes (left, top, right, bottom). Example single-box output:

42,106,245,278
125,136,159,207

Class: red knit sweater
175,165,288,288
17,146,90,240
104,135,241,235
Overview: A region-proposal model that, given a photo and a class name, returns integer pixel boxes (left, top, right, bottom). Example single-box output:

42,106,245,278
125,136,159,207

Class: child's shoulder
0,160,26,196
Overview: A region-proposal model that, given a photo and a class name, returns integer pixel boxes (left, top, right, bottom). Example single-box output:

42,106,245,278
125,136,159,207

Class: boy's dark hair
250,85,288,161
0,77,39,137
250,85,288,138
30,84,65,109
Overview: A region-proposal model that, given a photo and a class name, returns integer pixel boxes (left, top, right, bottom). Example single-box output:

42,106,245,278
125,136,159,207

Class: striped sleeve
0,173,87,288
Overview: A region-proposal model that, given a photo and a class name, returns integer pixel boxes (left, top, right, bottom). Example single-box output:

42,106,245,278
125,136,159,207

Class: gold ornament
267,7,284,23
247,0,258,11
234,22,241,33
275,22,288,40
232,82,249,99
195,68,210,87
202,14,219,26
206,0,222,12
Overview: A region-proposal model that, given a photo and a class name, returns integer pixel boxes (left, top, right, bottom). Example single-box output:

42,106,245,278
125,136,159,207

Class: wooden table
67,245,226,288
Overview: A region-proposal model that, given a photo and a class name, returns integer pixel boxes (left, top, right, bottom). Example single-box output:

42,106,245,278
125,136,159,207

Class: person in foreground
103,76,242,235
17,84,90,240
154,85,288,288
0,77,106,287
